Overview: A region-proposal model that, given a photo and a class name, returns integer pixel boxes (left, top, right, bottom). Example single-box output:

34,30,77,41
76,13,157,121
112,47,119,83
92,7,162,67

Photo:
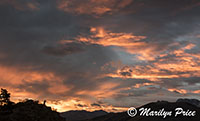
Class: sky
0,0,200,112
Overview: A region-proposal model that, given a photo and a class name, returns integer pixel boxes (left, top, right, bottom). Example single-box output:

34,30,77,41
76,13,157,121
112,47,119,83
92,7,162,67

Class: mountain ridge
60,110,108,121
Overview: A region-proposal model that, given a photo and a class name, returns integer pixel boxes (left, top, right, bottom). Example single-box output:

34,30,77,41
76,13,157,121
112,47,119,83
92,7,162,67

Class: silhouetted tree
0,88,11,106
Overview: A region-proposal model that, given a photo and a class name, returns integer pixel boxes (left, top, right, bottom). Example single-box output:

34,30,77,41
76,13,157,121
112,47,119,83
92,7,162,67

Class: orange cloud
134,83,155,88
48,83,71,95
168,89,200,95
57,0,133,16
0,64,127,112
102,41,200,81
79,27,146,46
60,27,160,61
104,64,179,81
107,73,179,80
0,65,61,85
0,65,69,101
168,88,188,94
153,44,200,77
76,82,121,99
192,90,200,94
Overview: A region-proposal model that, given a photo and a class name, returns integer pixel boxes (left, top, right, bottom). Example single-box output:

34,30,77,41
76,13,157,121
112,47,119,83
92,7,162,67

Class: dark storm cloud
0,0,117,66
0,0,119,100
119,71,132,77
91,103,101,107
76,104,87,107
42,42,87,56
160,77,200,88
0,0,200,111
119,67,133,77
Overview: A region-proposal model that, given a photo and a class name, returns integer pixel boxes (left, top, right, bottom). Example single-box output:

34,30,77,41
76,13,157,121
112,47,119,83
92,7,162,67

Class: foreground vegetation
0,88,65,121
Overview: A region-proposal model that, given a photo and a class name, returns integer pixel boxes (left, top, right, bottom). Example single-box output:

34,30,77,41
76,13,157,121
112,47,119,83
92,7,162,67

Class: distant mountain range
60,110,108,121
1,98,199,121
61,99,200,121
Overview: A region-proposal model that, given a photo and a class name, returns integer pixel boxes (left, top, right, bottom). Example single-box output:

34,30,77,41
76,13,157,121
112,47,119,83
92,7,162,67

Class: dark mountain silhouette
60,110,108,121
176,98,200,107
84,99,200,121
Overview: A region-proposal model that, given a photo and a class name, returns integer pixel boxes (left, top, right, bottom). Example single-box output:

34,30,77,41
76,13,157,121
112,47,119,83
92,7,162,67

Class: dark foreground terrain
0,100,65,121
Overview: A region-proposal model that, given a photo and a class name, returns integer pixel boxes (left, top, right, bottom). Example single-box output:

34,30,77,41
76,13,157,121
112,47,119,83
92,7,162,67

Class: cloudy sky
0,0,200,112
